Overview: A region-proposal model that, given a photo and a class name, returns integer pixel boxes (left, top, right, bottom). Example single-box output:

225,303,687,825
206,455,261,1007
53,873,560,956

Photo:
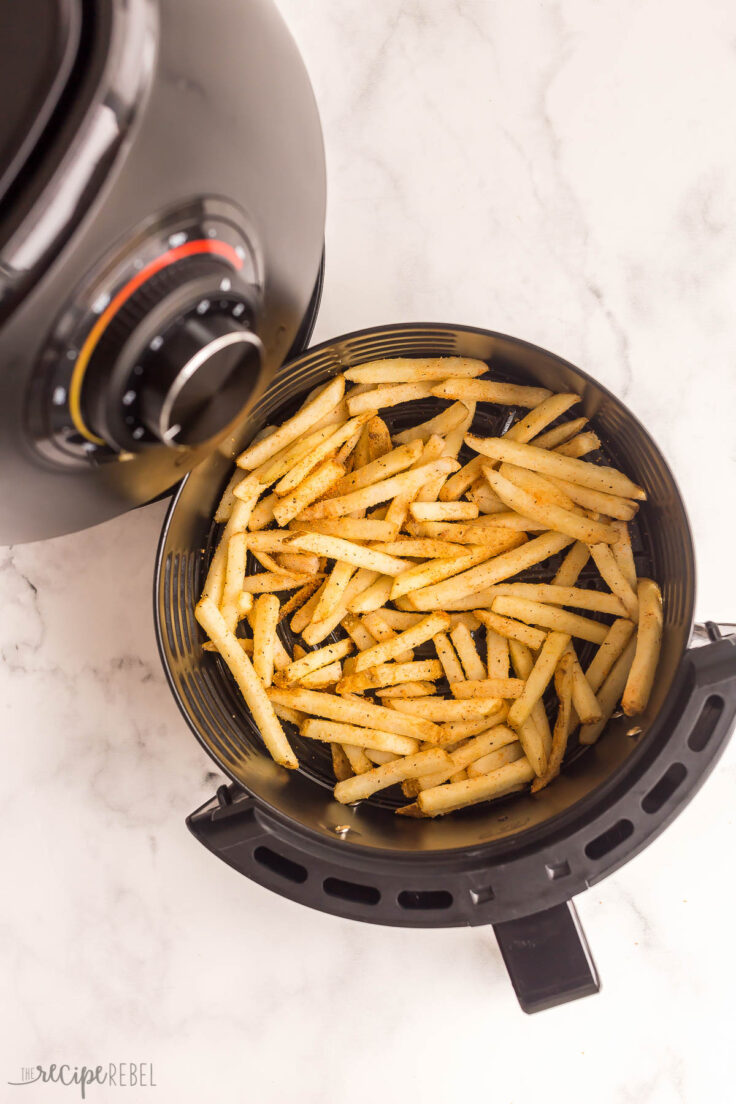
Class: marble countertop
3,1,735,1100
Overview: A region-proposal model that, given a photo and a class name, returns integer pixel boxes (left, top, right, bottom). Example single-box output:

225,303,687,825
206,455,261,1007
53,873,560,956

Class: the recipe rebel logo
8,1063,157,1098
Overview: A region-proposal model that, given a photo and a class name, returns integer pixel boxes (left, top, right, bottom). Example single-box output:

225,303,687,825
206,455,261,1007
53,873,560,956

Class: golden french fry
466,479,507,514
432,378,552,407
214,468,247,524
272,458,346,527
485,626,509,679
267,686,442,741
435,709,509,745
331,743,353,781
409,501,479,522
368,538,468,559
281,637,354,685
354,612,451,672
506,395,582,443
388,696,503,722
201,491,260,606
465,435,646,500
344,357,488,384
450,678,525,700
622,579,663,716
483,467,617,545
347,381,437,416
299,661,342,688
272,702,305,727
474,609,547,649
237,592,255,618
390,546,495,602
241,571,313,594
589,542,639,621
365,749,400,765
552,540,590,587
364,415,393,462
393,401,470,446
433,631,465,684
274,414,369,497
418,757,535,816
449,622,486,681
195,598,298,769
508,639,552,765
544,475,638,522
439,455,486,502
311,561,355,623
416,723,520,790
289,517,399,541
530,416,588,450
466,742,525,778
531,651,574,792
250,549,285,574
302,569,380,646
562,643,601,725
376,681,439,698
611,521,637,591
275,552,322,576
507,631,571,731
290,583,325,634
407,531,573,609
554,432,601,458
301,718,418,756
487,581,626,617
337,659,442,695
334,747,451,804
585,618,636,693
329,439,424,497
283,531,409,576
220,532,248,631
347,576,394,616
247,492,277,531
341,612,378,651
296,459,458,520
579,638,637,744
342,744,373,773
252,594,279,687
491,596,609,645
236,375,345,470
498,463,576,510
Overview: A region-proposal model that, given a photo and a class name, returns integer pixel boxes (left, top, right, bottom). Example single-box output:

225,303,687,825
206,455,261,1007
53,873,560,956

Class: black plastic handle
493,901,599,1013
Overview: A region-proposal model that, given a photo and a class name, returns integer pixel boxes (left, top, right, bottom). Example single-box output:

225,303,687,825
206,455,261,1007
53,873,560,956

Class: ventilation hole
545,860,571,881
688,695,724,752
584,818,634,861
323,877,380,906
641,762,687,814
398,889,453,911
253,846,307,884
469,885,495,905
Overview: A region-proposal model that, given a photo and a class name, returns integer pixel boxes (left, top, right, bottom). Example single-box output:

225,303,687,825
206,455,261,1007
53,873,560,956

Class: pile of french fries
195,357,663,817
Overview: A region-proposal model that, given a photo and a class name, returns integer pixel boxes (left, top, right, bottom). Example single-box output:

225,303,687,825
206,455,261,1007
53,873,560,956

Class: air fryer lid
0,0,81,207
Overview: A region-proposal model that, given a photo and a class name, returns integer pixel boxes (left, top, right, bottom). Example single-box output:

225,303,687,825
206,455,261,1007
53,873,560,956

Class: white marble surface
3,1,736,1100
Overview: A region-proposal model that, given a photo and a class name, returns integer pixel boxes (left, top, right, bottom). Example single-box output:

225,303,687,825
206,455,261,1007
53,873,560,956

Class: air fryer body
0,0,326,543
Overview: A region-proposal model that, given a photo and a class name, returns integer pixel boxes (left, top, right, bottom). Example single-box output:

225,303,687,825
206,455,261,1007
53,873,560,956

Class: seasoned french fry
507,395,582,443
498,463,576,510
358,610,414,664
531,651,574,792
201,491,260,606
283,531,409,576
465,435,646,500
553,540,590,586
347,576,394,616
585,618,636,692
466,742,525,777
347,381,436,416
280,637,354,685
579,638,637,744
554,431,601,458
334,748,451,804
301,718,418,756
486,627,509,679
432,378,552,407
344,357,488,384
195,598,297,769
302,570,380,646
364,749,400,765
276,552,322,576
267,686,442,742
329,439,424,497
409,501,479,522
418,757,535,816
375,681,438,698
341,612,378,652
507,631,571,731
589,542,639,621
622,579,663,715
508,638,551,770
220,532,248,631
247,492,277,531
290,583,325,634
393,401,470,445
289,517,399,541
483,467,617,545
407,531,573,609
342,744,373,774
236,376,345,470
354,612,451,672
251,594,279,687
337,659,442,695
485,581,625,617
544,475,638,522
296,458,459,520
274,414,369,497
611,521,637,591
434,707,509,745
474,609,547,649
530,416,588,451
237,592,255,618
299,661,342,688
272,458,346,526
439,454,487,502
390,546,495,602
311,561,356,623
241,571,312,594
250,549,285,574
368,538,469,559
465,479,507,515
272,702,305,727
491,596,609,644
416,724,520,790
433,631,465,684
449,622,486,681
331,743,353,781
450,678,525,700
389,696,503,722
561,643,602,724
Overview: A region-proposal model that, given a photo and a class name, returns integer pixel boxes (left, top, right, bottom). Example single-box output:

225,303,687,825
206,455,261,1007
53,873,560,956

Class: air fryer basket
155,324,736,1012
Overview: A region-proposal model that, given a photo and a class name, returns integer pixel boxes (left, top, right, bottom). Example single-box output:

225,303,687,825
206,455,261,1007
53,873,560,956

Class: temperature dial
79,252,262,451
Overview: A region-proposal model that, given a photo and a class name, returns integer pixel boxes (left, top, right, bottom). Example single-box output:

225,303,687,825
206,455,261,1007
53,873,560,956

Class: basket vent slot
584,818,634,861
398,889,453,911
254,846,307,884
688,695,723,752
641,762,688,814
323,877,380,905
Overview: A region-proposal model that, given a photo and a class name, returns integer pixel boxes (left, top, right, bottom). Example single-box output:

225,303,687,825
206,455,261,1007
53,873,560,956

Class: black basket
155,323,736,1013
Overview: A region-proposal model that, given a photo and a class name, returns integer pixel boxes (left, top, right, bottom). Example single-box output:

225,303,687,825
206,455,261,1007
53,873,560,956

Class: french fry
274,414,369,497
241,571,312,594
376,681,438,698
347,575,394,615
611,521,637,591
220,532,248,631
250,549,284,574
466,479,507,514
353,422,373,470
365,415,393,461
435,708,509,745
530,416,588,450
389,696,503,722
390,546,495,602
563,643,602,725
299,661,342,688
289,517,399,541
492,596,609,645
406,531,573,609
359,609,415,664
272,458,346,526
450,678,525,700
508,638,551,771
434,631,465,684
296,458,458,520
465,435,646,500
276,552,322,575
341,612,378,652
506,395,582,443
311,561,356,623
417,757,535,816
579,638,637,744
622,579,663,715
368,538,469,559
395,801,425,817
201,491,260,605
354,612,451,672
329,439,424,497
301,718,418,756
466,742,525,777
290,584,325,634
589,542,639,621
372,609,479,632
449,622,486,681
280,637,354,685
498,463,576,510
195,598,297,769
342,744,373,774
483,467,617,545
432,378,552,407
486,627,509,679
334,748,451,804
236,375,345,469
347,381,436,415
247,492,277,531
337,660,443,695
555,431,601,458
364,749,400,765
409,501,480,522
251,594,279,687
237,592,255,618
331,743,353,781
415,724,520,790
344,357,488,384
283,531,409,576
214,468,247,523
439,455,487,502
267,686,442,741
474,609,547,649
272,702,305,727
585,618,636,693
486,581,626,617
507,631,571,731
393,401,470,445
544,475,638,522
302,570,380,646
553,540,590,586
531,651,574,792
